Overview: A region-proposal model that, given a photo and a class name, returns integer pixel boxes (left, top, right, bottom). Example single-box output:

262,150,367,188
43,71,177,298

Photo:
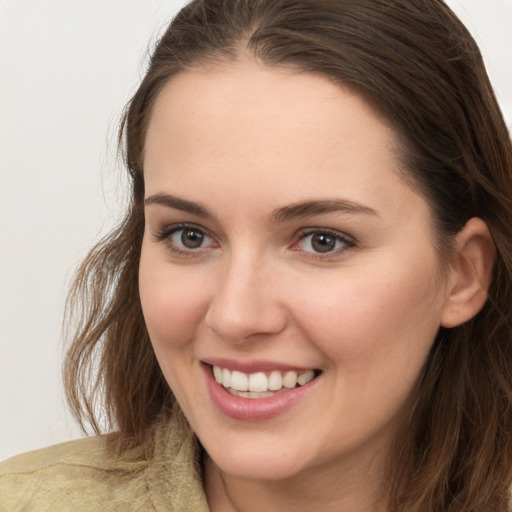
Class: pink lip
202,357,314,374
201,363,319,422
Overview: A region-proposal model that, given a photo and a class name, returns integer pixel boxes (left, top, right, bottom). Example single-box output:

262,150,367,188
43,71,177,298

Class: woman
1,0,511,510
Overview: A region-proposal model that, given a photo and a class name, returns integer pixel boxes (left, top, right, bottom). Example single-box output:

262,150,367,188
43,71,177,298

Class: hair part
64,1,512,510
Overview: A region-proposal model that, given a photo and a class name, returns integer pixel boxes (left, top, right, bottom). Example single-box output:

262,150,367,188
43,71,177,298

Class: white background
1,0,511,462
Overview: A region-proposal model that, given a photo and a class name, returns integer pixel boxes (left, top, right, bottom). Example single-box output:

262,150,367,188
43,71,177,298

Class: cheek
139,259,212,350
286,262,445,440
289,258,444,372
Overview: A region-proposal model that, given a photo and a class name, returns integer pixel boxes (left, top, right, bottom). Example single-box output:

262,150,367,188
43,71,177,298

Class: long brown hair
64,1,512,509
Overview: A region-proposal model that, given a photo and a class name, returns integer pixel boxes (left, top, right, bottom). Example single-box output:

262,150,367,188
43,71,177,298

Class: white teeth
222,368,231,388
297,369,315,386
268,370,283,391
248,372,268,392
231,371,249,391
228,389,277,399
213,365,223,383
212,365,316,395
283,371,297,388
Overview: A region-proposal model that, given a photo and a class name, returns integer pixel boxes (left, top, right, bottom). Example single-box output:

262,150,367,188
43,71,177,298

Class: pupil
181,229,204,248
311,233,336,253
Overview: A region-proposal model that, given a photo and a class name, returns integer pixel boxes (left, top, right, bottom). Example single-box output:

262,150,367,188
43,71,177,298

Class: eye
294,229,355,256
154,223,217,255
173,227,208,249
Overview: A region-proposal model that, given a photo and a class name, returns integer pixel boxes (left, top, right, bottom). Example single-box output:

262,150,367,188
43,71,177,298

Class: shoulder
0,413,209,512
0,435,154,511
0,435,112,475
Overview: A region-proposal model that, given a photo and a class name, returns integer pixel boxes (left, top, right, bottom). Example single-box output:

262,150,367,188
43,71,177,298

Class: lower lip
202,364,319,422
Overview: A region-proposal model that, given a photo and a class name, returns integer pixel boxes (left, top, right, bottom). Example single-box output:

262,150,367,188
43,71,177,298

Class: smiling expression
139,62,452,483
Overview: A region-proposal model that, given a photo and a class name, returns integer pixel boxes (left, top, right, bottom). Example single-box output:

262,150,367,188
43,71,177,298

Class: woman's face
139,62,452,482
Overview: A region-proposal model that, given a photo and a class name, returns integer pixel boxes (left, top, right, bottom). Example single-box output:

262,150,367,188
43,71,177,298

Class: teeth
212,365,316,394
283,371,297,389
222,368,231,388
297,369,315,386
268,370,283,391
231,371,248,391
228,389,277,399
213,365,223,383
249,372,268,392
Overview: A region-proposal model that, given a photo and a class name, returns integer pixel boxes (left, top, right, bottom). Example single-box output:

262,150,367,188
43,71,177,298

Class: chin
211,451,305,481
201,430,313,481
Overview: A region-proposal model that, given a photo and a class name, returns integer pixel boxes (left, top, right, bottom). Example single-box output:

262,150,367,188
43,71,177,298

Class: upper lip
202,357,317,374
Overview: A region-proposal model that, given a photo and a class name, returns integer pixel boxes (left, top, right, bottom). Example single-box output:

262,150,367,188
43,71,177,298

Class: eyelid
152,222,356,261
153,222,218,255
291,227,356,259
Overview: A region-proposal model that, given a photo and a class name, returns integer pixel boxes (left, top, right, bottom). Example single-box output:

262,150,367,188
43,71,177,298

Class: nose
204,253,288,343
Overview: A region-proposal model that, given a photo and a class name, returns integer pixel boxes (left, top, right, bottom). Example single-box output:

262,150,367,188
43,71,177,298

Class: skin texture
139,61,493,511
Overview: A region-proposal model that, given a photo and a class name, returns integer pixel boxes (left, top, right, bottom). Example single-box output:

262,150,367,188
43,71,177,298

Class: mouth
210,364,321,399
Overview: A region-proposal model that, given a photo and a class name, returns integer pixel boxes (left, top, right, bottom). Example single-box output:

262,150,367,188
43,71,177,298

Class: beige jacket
0,412,209,511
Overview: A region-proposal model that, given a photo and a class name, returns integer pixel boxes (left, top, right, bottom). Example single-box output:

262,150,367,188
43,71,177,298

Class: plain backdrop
1,0,511,462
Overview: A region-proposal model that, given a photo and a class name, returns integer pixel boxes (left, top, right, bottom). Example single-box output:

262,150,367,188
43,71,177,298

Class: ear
441,217,496,328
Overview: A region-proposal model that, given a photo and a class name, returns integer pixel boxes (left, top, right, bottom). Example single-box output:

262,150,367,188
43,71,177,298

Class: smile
203,362,321,421
212,365,316,399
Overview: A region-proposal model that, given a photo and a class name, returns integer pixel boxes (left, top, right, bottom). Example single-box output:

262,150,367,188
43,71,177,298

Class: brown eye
310,233,337,253
158,224,216,254
181,228,205,249
296,229,354,256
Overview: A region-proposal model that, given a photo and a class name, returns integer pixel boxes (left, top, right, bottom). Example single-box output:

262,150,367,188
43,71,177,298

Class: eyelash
154,223,356,260
291,228,356,260
154,223,217,258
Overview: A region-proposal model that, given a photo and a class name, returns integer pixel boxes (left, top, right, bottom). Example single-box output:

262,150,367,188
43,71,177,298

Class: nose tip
206,305,287,343
204,264,288,343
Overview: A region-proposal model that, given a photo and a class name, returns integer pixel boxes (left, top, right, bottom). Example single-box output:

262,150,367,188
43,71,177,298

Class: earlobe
441,217,496,328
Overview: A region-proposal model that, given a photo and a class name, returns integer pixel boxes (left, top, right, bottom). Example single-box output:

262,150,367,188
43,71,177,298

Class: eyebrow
271,199,379,223
144,193,378,222
144,193,214,218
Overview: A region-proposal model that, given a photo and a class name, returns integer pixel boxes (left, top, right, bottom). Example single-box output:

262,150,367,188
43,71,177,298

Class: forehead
145,61,395,163
143,61,427,225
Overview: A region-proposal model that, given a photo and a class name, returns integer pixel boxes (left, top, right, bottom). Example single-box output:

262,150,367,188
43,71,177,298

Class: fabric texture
0,410,209,512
